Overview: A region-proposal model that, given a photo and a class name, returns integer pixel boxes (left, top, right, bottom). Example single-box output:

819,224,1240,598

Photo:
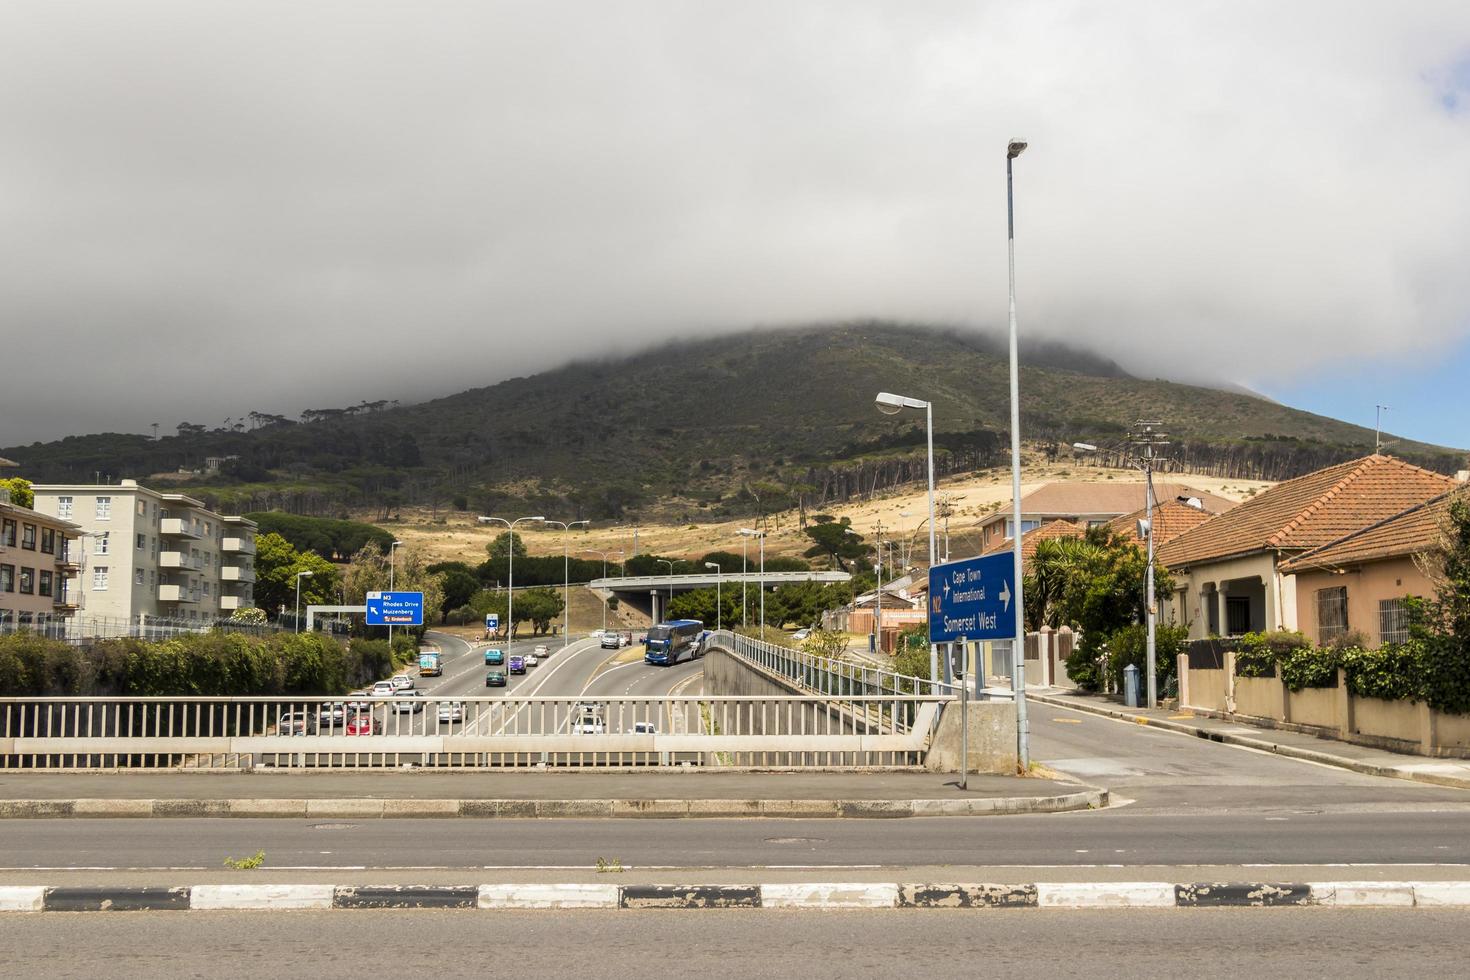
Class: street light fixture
1005,136,1031,770
542,519,589,646
294,570,314,633
583,549,624,634
478,515,545,641
387,539,402,649
876,391,939,681
738,528,765,634
704,561,723,630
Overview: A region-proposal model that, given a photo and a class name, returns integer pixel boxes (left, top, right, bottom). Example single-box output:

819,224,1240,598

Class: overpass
590,571,851,622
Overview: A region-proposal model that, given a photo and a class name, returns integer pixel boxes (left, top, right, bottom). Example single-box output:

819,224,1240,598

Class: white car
534,645,549,657
524,652,539,667
392,691,425,713
792,628,812,641
632,721,657,735
436,701,465,723
370,680,396,698
389,674,414,691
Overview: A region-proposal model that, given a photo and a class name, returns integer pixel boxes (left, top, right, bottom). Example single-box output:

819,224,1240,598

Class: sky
2,1,1468,449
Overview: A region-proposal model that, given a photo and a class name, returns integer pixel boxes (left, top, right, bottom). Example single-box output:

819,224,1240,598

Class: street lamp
704,561,723,630
876,391,939,680
655,559,675,623
583,549,624,634
1005,136,1031,770
478,515,546,642
738,529,765,633
543,519,589,647
294,570,313,633
387,539,402,649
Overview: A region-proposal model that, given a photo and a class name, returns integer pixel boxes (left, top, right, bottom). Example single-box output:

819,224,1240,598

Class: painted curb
3,881,1470,912
1026,693,1470,792
0,791,1105,819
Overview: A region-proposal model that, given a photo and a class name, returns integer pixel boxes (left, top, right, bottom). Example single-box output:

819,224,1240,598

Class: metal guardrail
712,630,957,699
0,692,942,770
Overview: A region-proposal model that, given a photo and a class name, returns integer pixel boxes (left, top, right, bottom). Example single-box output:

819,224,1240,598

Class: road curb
0,789,1106,819
1027,693,1470,791
4,881,1470,912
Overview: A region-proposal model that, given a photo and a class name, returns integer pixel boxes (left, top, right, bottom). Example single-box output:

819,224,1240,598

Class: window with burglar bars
1379,598,1411,645
1316,586,1348,642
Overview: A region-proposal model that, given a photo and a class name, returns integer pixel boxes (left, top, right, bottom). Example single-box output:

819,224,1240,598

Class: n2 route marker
927,552,1016,643
366,591,424,627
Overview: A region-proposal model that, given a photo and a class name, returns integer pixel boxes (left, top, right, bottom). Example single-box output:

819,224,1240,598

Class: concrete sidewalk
1030,688,1470,791
0,770,1104,819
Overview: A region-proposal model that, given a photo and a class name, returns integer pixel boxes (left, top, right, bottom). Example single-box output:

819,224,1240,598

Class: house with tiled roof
976,481,1235,553
1155,455,1461,640
981,518,1083,569
1106,498,1217,548
1277,487,1466,648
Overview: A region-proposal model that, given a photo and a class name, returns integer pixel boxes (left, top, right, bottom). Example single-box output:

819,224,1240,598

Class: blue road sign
366,591,424,627
485,613,500,631
928,552,1017,643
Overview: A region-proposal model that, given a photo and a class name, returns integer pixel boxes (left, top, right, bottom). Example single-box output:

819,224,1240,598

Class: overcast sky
3,1,1468,447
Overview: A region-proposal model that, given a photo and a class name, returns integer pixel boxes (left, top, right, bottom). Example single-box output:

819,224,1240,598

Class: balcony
158,584,199,603
219,595,250,611
160,518,201,539
55,550,81,572
222,536,256,555
52,592,78,611
159,550,191,568
221,565,255,583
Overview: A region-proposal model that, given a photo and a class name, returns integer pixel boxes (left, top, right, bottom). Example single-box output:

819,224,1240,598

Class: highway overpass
589,570,851,621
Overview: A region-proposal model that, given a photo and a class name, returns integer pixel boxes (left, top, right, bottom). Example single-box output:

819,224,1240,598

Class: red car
344,711,380,736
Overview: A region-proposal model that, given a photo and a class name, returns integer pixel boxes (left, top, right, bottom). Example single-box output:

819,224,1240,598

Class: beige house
0,485,83,631
976,481,1235,553
30,480,257,623
1278,488,1464,648
1156,455,1461,640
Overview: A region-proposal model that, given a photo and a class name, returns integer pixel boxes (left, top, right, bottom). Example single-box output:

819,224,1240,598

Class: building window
38,571,53,598
1004,519,1043,538
137,533,146,550
134,568,145,586
40,528,55,554
1379,599,1411,646
94,532,109,556
137,500,146,516
0,565,12,593
1317,586,1349,642
92,566,109,591
17,611,31,627
95,496,111,520
21,524,36,550
1,520,14,547
56,496,73,519
19,568,33,594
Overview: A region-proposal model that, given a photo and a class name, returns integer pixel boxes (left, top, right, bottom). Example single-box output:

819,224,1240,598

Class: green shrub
1341,643,1424,703
1276,645,1339,692
1233,630,1309,678
1103,622,1188,692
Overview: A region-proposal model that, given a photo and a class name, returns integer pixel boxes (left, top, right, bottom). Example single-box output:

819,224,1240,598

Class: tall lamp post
1005,137,1031,770
477,515,546,642
542,519,589,647
293,570,313,633
386,539,402,650
738,528,765,633
704,561,723,630
876,391,939,681
655,558,675,623
584,549,624,635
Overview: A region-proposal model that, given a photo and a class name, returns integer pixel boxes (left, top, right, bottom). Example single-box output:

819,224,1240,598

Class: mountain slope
4,322,1462,518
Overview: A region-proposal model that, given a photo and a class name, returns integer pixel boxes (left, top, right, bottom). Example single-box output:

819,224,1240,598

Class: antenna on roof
1375,405,1390,453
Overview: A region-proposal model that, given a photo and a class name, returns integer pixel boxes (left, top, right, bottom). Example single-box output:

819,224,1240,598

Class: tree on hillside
342,542,445,638
429,562,481,618
515,586,566,636
253,532,340,616
487,531,528,560
802,515,867,572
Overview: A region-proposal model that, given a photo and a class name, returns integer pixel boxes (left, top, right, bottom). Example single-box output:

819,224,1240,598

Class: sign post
485,612,500,638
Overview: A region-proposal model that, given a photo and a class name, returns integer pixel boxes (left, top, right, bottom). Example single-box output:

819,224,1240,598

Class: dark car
485,670,507,687
508,656,525,675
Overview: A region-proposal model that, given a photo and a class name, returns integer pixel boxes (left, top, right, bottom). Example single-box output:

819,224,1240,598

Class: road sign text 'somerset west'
927,553,1016,644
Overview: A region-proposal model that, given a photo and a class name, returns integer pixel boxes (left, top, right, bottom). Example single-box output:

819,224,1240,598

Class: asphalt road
9,909,1468,979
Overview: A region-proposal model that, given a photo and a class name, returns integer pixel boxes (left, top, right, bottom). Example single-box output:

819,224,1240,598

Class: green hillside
4,323,1462,519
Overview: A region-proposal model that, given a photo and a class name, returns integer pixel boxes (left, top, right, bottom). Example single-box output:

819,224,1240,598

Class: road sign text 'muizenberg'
928,552,1017,644
365,591,424,627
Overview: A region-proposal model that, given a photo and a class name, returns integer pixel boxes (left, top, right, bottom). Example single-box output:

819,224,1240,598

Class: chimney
1457,470,1469,484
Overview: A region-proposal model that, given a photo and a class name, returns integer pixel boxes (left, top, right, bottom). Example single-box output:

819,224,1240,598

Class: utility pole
1130,420,1170,709
1376,405,1390,452
873,519,884,655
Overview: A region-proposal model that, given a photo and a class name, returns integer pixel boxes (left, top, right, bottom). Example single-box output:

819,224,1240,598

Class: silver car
392,691,425,713
436,701,466,723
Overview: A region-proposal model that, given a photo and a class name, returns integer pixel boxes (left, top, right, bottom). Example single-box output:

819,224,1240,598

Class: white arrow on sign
1000,580,1012,612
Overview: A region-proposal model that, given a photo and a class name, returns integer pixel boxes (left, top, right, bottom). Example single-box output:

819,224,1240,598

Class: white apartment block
31,480,257,622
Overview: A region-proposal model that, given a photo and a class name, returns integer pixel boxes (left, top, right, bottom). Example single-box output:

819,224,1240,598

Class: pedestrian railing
712,630,957,699
0,692,941,770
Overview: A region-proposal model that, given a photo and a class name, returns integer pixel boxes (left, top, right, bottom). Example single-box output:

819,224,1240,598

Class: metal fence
0,691,941,770
713,630,958,699
0,614,280,644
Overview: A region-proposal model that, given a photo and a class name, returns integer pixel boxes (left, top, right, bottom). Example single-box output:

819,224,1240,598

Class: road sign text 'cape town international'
928,552,1017,644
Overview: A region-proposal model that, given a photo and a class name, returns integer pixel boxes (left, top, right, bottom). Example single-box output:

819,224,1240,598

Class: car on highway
600,630,621,649
508,656,525,675
524,652,539,667
485,670,507,687
632,721,657,735
317,702,348,726
534,644,549,658
437,701,465,723
392,690,425,713
345,692,374,711
574,702,605,734
370,680,396,698
274,711,317,736
344,711,381,735
484,648,504,666
389,674,414,691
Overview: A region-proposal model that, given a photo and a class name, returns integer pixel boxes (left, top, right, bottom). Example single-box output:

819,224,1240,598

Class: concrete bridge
589,571,851,622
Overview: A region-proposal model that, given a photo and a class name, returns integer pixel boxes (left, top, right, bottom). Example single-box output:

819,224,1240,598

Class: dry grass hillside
380,461,1274,569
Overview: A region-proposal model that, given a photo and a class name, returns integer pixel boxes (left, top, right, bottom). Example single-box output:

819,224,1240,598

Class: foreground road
8,909,1468,979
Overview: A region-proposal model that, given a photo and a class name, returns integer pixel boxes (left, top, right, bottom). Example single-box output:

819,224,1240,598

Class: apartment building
30,479,257,622
0,485,83,630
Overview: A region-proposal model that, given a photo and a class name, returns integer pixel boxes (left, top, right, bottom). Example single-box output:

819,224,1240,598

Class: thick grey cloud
3,1,1468,444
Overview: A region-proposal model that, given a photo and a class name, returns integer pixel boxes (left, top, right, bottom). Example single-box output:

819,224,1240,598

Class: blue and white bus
644,619,705,666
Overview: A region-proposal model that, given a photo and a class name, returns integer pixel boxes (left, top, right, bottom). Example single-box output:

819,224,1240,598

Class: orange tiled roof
1107,499,1217,547
1156,455,1459,570
989,481,1236,521
1278,487,1466,573
982,519,1083,566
